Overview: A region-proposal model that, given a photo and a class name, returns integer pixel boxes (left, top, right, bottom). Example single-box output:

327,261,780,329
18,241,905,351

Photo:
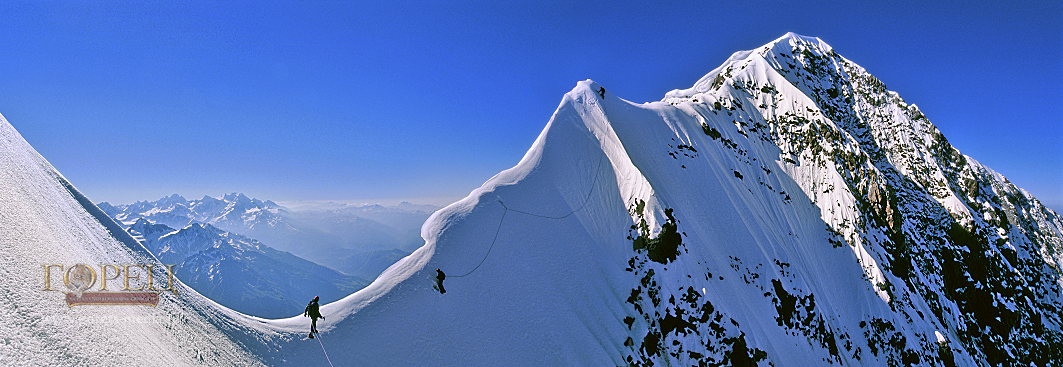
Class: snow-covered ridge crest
285,26,1062,362
3,32,1060,366
664,32,833,102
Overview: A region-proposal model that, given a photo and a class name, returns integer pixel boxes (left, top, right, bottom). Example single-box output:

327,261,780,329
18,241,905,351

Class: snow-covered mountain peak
222,192,253,206
386,34,1061,365
158,193,187,205
128,217,177,243
165,222,223,238
773,32,833,53
664,32,843,105
4,33,1060,366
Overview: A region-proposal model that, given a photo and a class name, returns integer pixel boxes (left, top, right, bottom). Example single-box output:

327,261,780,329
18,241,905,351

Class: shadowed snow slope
4,33,1061,366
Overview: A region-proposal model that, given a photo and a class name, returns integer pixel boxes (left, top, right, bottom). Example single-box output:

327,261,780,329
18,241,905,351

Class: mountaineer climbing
304,296,324,338
435,268,447,294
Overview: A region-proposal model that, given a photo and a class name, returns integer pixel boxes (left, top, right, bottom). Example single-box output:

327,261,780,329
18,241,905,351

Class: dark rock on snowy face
623,238,768,366
760,37,1063,365
628,201,683,264
642,33,1063,365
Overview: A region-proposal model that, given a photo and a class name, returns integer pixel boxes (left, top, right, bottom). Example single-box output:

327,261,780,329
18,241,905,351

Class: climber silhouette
435,268,446,294
304,296,323,338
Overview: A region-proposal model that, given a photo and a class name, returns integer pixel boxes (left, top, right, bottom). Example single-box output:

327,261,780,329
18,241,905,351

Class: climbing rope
451,208,507,278
316,332,334,367
450,154,606,279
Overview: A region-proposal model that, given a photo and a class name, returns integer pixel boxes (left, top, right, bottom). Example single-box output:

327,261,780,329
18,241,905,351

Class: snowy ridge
3,33,1060,366
273,33,1061,365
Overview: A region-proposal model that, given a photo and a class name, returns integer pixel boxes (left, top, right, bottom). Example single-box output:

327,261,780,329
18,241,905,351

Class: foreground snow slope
4,33,1060,366
0,115,279,365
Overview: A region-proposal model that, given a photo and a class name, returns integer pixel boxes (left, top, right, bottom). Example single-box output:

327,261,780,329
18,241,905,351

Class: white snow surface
0,115,272,366
3,33,1058,366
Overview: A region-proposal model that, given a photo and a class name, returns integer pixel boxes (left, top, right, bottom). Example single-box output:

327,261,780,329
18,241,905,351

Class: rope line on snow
451,208,507,278
451,154,606,279
316,333,334,367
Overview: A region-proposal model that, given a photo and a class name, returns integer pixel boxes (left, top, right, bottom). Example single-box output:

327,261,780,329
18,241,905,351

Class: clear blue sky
1,1,1060,210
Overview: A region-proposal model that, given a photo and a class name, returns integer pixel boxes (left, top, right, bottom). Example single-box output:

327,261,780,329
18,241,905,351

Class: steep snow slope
0,115,275,365
263,82,643,364
661,33,1063,365
260,34,1061,366
5,33,1060,366
271,80,870,365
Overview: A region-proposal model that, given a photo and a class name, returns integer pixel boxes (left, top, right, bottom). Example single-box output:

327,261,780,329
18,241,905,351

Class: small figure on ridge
304,295,324,338
435,268,447,294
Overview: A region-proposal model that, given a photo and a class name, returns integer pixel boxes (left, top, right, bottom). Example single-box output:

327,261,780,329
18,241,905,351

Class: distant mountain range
98,194,437,317
125,218,367,318
98,193,436,273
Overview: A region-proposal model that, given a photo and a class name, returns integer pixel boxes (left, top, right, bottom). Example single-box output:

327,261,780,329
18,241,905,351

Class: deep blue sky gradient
1,1,1060,209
